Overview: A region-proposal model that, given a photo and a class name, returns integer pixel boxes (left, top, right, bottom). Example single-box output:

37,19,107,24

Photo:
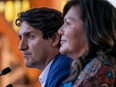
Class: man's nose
19,39,28,50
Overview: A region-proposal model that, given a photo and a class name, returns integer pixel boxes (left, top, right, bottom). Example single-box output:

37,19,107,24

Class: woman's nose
58,25,64,35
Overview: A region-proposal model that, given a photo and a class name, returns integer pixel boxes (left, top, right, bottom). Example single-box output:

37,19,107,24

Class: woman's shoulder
85,57,115,82
73,57,116,87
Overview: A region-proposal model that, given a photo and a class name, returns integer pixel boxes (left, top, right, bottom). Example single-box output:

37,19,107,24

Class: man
15,8,72,87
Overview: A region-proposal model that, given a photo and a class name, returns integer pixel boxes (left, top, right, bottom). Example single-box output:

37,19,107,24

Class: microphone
0,67,11,76
6,84,13,87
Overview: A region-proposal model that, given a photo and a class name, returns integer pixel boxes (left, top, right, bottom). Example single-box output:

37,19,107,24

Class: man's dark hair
15,7,63,39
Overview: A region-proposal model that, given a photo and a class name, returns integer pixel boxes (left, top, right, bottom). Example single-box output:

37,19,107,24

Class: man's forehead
19,30,35,35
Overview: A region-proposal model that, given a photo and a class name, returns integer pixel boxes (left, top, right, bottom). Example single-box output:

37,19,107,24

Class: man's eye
29,35,35,39
18,36,21,40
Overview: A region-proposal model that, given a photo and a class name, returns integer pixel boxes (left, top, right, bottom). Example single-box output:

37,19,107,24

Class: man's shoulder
49,53,72,71
53,53,73,64
45,53,72,87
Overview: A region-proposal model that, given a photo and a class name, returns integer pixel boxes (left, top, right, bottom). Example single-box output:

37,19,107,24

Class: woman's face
58,5,87,59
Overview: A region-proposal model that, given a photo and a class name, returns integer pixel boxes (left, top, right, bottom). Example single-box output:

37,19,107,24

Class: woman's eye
65,19,71,25
66,21,69,25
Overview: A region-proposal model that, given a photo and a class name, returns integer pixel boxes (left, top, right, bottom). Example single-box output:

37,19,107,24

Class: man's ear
51,33,60,47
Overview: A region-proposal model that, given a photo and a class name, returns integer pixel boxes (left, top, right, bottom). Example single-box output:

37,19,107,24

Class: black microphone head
6,84,13,87
2,67,11,75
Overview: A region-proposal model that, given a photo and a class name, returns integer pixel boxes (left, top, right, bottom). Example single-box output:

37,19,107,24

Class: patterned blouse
63,57,116,87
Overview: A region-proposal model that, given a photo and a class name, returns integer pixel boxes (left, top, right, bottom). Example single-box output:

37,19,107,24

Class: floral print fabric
73,57,116,87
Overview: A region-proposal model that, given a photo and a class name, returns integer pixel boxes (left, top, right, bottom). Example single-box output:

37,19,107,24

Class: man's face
18,21,53,69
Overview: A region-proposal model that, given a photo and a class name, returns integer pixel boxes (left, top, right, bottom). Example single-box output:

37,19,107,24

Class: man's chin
25,64,30,68
24,61,31,67
25,63,36,68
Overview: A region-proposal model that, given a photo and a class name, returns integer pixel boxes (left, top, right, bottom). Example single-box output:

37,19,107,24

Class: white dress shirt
39,60,53,87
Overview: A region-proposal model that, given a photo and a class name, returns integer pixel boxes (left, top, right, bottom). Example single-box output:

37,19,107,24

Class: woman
58,0,116,87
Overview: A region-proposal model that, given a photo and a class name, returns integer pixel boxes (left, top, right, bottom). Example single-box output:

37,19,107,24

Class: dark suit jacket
44,53,73,87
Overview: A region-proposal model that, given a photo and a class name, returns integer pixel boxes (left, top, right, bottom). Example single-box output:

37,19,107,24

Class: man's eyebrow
25,32,32,36
18,31,35,37
24,31,35,36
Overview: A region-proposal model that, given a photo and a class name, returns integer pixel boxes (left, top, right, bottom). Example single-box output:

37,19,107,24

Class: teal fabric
63,82,73,87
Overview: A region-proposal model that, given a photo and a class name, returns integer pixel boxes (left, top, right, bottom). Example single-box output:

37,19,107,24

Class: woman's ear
51,33,60,47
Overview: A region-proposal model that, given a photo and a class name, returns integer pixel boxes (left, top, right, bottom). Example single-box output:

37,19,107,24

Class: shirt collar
39,60,54,87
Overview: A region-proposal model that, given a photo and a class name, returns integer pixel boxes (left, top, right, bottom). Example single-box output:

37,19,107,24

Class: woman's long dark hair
63,0,116,82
